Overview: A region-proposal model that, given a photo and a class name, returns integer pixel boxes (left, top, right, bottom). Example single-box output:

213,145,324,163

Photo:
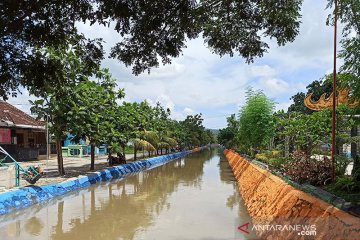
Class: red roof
0,101,44,128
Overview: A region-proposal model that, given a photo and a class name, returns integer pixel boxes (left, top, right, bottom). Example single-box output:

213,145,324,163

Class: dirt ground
0,152,148,191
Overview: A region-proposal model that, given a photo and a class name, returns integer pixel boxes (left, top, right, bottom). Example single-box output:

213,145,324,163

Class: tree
238,89,275,155
124,101,154,160
29,47,100,175
327,4,360,184
1,0,303,99
147,103,172,155
109,102,138,160
67,71,125,170
327,0,360,98
180,114,205,148
288,77,333,114
168,120,187,151
277,111,332,155
218,114,239,148
0,0,103,99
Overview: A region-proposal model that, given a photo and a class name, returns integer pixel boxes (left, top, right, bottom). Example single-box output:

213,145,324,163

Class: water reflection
25,217,44,236
0,149,254,240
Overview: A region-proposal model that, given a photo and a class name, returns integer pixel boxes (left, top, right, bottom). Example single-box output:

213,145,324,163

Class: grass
124,146,134,154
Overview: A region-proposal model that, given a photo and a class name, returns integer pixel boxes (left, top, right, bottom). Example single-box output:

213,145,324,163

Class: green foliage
255,151,285,167
327,0,360,99
288,77,333,114
326,176,358,193
179,114,206,148
255,153,268,162
238,89,275,154
276,110,332,154
108,142,123,155
202,0,302,61
124,145,134,154
1,0,303,99
65,70,125,169
268,157,289,168
218,114,239,148
335,155,351,176
28,47,103,174
288,92,311,114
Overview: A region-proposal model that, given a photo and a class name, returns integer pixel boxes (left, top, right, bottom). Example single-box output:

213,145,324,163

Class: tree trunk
351,126,360,181
122,143,126,161
108,150,113,166
56,139,65,175
284,136,289,157
134,146,137,161
90,142,95,170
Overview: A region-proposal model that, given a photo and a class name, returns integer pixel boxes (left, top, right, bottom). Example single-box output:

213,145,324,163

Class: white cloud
260,78,290,96
262,0,340,73
183,107,194,115
155,94,175,112
4,0,339,129
151,62,186,79
250,65,277,78
7,88,37,115
275,101,293,112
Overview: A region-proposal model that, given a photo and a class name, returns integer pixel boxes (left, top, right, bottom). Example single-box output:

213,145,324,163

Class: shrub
255,153,268,162
271,150,281,158
281,151,332,186
268,157,289,168
335,155,351,176
255,150,283,163
329,176,357,192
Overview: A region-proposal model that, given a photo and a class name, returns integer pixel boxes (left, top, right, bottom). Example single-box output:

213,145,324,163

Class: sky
8,0,340,129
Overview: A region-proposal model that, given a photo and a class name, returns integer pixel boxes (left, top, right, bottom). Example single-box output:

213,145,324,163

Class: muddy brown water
0,149,256,240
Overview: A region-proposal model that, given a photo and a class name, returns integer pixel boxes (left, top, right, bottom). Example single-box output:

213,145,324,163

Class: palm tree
161,136,178,154
133,138,156,160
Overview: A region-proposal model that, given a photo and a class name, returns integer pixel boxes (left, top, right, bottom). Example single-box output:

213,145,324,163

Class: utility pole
331,0,338,181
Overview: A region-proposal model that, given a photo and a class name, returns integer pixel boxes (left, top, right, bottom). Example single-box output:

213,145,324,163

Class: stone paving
0,152,147,191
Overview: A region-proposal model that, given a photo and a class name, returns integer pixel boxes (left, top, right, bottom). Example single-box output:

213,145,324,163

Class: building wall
0,128,46,160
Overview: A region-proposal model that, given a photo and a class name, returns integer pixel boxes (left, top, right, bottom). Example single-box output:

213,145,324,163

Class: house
0,101,47,160
62,133,108,157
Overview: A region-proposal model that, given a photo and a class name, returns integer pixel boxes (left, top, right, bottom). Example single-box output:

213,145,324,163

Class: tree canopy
327,0,360,98
238,89,275,153
1,0,303,99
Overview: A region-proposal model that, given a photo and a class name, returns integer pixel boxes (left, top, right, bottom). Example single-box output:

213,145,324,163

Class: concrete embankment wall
0,147,207,216
224,149,360,240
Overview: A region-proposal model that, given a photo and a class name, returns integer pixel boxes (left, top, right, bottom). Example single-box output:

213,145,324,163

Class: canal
0,148,255,240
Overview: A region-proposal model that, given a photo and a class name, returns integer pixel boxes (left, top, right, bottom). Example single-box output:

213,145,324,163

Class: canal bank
224,149,360,239
0,148,254,240
0,147,208,216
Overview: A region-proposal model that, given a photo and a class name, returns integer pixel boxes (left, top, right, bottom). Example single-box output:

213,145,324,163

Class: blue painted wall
0,146,209,216
63,133,87,147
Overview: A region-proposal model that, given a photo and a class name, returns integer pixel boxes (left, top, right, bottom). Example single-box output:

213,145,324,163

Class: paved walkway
0,152,149,191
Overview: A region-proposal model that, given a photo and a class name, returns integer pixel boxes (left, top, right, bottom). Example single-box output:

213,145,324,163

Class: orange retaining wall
224,149,360,239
